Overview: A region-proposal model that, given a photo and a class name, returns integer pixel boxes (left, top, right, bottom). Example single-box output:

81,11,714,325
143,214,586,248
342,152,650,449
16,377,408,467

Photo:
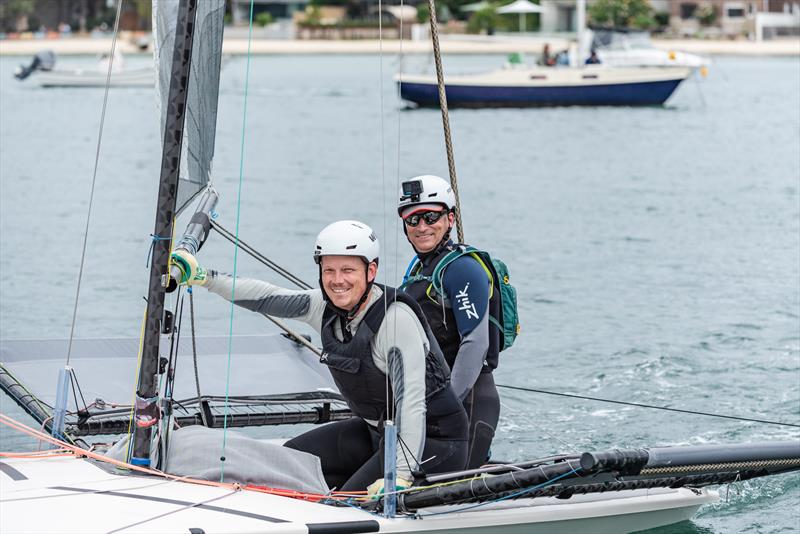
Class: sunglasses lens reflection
405,211,444,227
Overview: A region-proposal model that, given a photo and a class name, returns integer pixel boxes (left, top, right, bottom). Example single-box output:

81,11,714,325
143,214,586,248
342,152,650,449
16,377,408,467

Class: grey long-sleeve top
204,273,430,481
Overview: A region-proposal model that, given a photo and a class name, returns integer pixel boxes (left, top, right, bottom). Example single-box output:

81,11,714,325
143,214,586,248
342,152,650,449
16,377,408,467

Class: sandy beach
0,34,797,56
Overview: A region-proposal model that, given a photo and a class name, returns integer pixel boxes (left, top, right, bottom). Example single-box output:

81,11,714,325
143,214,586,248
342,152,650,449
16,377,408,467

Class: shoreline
0,35,797,57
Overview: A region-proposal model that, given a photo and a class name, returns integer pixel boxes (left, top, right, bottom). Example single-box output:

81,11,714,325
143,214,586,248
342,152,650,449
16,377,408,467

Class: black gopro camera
401,180,423,202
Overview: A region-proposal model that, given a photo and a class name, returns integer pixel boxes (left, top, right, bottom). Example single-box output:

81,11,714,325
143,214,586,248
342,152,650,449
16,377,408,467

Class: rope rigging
188,289,207,425
496,384,800,428
213,221,322,354
218,0,257,481
211,220,311,290
425,0,464,243
64,0,124,366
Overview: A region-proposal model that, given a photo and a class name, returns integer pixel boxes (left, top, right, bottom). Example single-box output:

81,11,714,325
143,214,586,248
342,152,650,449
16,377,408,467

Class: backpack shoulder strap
399,255,430,290
431,245,495,299
430,246,473,283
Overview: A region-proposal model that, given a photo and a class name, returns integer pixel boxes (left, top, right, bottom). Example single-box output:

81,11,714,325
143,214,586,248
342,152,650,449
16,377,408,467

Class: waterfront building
537,0,798,40
668,0,799,40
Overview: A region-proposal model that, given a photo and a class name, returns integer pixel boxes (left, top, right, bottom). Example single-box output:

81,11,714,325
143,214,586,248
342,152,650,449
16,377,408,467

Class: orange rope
1,413,242,488
0,413,362,501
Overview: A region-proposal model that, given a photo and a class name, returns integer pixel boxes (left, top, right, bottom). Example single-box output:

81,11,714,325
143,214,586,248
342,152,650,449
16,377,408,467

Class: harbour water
1,53,798,532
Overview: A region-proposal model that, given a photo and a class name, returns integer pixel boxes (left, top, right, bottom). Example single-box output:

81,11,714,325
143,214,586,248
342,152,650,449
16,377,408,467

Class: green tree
467,5,500,34
417,4,430,23
0,0,35,32
255,12,273,26
588,0,656,29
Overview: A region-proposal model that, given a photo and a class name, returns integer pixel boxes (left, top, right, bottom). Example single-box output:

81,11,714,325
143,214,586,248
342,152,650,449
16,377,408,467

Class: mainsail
153,0,225,215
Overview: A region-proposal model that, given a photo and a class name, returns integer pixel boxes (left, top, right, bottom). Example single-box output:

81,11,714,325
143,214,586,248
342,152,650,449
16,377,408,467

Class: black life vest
400,242,501,371
319,284,454,424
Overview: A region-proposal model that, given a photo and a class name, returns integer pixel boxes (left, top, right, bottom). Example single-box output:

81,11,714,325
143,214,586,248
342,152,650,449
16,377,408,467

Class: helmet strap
347,275,375,319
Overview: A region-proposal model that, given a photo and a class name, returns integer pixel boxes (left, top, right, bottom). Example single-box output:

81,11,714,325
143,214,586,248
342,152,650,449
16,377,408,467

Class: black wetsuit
401,241,501,468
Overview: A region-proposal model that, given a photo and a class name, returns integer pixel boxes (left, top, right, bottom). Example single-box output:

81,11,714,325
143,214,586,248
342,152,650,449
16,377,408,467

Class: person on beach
397,175,501,469
171,220,468,495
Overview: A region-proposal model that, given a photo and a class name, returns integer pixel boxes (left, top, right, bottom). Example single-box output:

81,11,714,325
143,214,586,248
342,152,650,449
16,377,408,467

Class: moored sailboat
397,0,694,108
398,65,692,108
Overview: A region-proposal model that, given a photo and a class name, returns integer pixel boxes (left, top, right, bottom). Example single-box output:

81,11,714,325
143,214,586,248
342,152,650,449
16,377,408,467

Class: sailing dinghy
14,50,153,89
2,1,799,533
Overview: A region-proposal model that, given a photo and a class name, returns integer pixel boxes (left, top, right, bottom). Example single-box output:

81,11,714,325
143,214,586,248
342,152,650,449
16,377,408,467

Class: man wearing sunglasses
398,175,501,470
171,220,468,497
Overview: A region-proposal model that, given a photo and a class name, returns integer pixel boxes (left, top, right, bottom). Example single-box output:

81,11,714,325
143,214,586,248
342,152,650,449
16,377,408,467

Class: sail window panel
153,0,225,216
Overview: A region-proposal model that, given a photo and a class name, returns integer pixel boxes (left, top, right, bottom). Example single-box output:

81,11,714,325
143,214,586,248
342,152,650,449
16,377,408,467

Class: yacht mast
130,0,199,466
576,0,586,65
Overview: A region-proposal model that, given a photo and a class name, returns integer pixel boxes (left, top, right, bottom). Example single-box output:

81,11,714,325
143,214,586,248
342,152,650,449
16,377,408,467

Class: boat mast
576,0,586,65
131,0,199,466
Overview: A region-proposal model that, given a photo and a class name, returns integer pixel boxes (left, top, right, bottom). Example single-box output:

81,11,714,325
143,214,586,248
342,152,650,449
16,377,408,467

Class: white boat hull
34,68,153,88
1,455,717,534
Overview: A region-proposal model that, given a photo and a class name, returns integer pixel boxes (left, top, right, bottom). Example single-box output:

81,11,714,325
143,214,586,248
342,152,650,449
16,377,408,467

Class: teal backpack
402,246,520,352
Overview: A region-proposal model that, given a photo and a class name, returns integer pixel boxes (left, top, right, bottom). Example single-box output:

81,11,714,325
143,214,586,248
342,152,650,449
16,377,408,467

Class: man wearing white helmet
398,175,501,469
171,220,468,495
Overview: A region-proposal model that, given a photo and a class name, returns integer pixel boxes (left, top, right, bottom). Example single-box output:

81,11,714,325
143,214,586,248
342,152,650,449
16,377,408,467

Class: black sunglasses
404,210,446,227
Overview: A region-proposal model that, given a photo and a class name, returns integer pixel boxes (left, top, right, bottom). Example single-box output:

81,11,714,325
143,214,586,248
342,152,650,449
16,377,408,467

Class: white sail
153,0,225,215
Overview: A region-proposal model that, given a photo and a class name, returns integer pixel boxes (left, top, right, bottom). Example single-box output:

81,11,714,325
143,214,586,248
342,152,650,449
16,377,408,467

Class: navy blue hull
399,78,685,108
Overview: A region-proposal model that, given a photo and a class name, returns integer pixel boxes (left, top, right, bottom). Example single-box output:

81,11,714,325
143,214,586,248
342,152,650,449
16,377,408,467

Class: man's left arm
442,256,491,400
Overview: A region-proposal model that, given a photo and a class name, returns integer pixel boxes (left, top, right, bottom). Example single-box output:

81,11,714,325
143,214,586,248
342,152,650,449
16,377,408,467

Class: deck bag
105,425,328,494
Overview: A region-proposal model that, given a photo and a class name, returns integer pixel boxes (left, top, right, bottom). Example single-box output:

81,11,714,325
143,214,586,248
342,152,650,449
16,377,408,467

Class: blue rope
219,0,255,482
145,234,172,267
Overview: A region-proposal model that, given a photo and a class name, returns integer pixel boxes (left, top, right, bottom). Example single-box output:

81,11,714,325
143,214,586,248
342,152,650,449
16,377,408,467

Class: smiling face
320,255,377,311
405,208,454,254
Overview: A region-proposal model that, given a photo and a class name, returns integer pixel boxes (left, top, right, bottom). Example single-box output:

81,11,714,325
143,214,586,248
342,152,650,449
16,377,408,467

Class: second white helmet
313,220,380,264
397,175,456,216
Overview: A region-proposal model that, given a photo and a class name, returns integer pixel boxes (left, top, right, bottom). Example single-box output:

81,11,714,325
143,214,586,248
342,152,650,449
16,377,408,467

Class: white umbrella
497,0,542,32
384,5,418,22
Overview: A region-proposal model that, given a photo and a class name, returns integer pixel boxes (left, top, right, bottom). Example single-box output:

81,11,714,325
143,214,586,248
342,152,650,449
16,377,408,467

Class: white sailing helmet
313,220,380,265
397,175,456,216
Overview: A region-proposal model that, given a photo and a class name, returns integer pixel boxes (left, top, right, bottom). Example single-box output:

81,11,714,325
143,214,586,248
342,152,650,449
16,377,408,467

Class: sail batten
154,0,225,216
